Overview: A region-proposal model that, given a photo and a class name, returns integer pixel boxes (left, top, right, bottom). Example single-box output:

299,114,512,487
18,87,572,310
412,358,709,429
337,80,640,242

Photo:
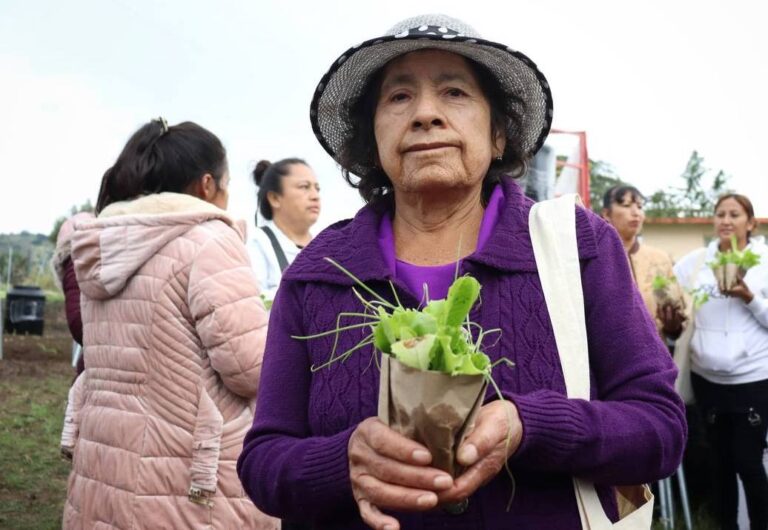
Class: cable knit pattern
63,193,277,530
238,178,686,529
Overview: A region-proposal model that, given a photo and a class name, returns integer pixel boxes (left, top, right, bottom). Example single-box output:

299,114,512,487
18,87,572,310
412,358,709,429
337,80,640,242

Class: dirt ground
0,301,75,529
0,335,73,377
0,301,718,529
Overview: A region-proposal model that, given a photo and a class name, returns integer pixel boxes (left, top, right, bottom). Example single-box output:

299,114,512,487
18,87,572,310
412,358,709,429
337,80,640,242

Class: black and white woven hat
309,14,553,177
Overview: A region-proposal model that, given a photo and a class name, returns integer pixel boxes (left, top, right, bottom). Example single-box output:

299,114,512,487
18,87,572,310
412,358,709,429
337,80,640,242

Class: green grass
0,365,71,529
652,504,716,530
0,288,64,303
44,290,65,303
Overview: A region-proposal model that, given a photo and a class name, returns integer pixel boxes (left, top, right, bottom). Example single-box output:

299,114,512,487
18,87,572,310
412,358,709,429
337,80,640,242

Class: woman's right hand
348,418,454,530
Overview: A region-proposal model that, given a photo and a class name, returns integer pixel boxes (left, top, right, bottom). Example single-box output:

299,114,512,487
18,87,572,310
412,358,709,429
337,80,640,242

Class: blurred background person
51,211,94,459
674,193,768,530
601,184,686,341
248,158,321,302
63,118,277,530
51,211,95,376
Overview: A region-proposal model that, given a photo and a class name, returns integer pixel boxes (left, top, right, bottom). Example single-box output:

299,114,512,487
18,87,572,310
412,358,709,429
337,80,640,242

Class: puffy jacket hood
72,193,246,300
50,212,96,287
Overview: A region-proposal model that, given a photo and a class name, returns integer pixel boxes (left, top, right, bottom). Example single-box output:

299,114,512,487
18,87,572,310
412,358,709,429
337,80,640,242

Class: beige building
641,217,768,262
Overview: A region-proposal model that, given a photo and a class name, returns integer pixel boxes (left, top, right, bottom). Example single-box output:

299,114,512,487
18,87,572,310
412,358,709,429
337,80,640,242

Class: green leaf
423,299,447,323
443,276,481,327
373,321,391,353
651,275,674,290
390,335,437,371
260,294,273,310
741,249,761,270
710,237,761,270
302,259,501,378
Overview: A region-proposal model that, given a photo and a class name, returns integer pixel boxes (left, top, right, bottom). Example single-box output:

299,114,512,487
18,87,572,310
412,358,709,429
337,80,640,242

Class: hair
602,184,645,211
715,193,758,239
337,53,528,209
95,120,227,213
252,158,308,221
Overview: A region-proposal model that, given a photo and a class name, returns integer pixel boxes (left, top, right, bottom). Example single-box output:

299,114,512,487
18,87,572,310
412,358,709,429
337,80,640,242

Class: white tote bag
529,194,654,529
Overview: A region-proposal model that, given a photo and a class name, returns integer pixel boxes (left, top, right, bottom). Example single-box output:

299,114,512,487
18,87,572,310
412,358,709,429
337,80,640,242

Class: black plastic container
4,285,45,335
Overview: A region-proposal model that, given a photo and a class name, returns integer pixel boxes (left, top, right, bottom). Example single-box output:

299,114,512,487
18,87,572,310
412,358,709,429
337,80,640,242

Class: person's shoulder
501,179,602,239
573,204,611,259
281,215,360,282
283,204,383,284
525,198,606,261
185,218,251,260
248,224,271,248
576,204,609,236
510,183,604,261
750,236,768,255
192,216,244,242
638,243,673,264
302,217,356,252
674,246,709,272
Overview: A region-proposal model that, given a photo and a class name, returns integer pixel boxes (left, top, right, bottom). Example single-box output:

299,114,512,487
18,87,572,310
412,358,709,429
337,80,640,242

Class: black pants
692,373,768,530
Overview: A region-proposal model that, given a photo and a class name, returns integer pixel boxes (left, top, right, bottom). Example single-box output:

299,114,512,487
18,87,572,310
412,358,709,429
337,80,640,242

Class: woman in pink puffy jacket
63,119,277,530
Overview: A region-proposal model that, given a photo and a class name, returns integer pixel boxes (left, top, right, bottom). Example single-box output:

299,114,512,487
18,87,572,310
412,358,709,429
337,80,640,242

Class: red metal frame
550,129,590,209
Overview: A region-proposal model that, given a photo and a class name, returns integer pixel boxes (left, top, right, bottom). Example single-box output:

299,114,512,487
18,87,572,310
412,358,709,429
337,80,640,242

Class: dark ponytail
95,119,227,213
252,157,307,221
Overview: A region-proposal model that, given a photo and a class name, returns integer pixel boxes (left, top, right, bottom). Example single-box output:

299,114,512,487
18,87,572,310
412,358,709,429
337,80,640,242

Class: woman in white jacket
247,158,321,302
674,193,768,530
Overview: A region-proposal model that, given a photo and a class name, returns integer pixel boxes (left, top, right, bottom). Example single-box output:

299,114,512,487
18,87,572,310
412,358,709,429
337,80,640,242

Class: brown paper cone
714,266,727,292
724,263,741,290
378,355,487,476
654,283,685,311
670,281,686,311
652,288,673,308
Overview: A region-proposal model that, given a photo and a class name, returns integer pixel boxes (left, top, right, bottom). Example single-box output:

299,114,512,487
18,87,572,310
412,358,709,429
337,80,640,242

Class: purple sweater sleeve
237,282,357,520
506,219,687,484
63,257,83,346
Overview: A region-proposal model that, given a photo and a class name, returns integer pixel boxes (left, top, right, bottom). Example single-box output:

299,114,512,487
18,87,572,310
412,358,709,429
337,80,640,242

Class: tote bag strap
529,194,590,400
529,195,644,529
261,225,290,272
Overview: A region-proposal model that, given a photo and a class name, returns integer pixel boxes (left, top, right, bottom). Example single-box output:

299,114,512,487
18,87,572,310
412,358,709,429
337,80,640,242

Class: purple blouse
378,185,505,300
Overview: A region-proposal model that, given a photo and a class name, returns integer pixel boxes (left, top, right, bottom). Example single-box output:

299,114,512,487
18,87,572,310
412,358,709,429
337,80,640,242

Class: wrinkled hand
656,303,686,339
723,277,754,304
348,418,454,530
437,400,523,505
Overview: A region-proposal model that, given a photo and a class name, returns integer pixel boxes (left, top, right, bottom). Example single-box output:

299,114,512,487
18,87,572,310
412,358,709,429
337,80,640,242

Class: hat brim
310,33,553,177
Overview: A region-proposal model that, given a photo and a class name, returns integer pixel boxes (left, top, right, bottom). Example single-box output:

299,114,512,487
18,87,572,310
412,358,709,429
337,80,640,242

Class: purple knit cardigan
238,178,687,529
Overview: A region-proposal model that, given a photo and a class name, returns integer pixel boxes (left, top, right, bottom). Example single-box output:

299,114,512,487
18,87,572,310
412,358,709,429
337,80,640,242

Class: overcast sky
2,0,766,235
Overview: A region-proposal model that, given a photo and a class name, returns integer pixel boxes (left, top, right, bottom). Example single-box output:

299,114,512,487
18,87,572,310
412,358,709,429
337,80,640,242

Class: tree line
589,150,731,217
1,200,94,292
0,153,730,293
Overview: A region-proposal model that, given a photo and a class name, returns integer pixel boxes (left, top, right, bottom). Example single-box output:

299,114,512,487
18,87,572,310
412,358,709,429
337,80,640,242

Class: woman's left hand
657,303,686,339
723,277,754,304
437,400,523,505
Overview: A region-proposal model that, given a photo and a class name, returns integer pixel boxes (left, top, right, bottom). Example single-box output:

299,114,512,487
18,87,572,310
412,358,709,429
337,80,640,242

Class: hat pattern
310,14,553,178
395,25,462,38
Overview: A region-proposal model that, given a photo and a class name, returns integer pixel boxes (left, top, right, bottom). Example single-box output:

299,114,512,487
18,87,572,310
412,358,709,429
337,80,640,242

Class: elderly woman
238,15,686,530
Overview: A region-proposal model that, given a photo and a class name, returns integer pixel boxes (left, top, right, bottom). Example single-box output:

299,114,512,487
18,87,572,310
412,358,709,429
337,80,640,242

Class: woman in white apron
248,158,321,302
